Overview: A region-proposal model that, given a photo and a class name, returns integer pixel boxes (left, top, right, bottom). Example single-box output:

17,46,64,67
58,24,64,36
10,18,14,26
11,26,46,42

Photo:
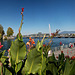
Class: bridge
23,36,49,39
13,34,75,39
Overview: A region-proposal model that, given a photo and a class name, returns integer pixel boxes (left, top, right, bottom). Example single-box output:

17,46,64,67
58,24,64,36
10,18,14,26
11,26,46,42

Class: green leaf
63,59,75,75
16,33,23,41
10,39,26,73
69,61,75,75
46,54,58,75
1,56,8,64
58,53,65,65
10,39,26,64
39,56,46,75
63,59,70,75
4,68,12,75
41,56,46,72
15,61,22,73
36,40,41,51
22,48,42,74
47,62,57,75
0,50,7,64
36,35,46,51
0,50,6,58
0,63,2,75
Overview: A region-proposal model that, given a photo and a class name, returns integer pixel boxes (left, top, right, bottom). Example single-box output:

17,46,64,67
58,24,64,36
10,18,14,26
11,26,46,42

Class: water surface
0,37,75,55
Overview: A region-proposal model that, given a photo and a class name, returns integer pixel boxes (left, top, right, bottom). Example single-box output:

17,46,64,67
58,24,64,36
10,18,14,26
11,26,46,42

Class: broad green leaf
40,34,46,46
0,63,2,75
15,61,22,73
1,56,8,63
36,35,46,51
16,33,23,41
0,50,6,58
22,48,42,74
69,61,75,75
47,62,57,75
0,50,7,64
41,56,46,72
10,39,26,65
4,68,12,75
46,55,57,75
63,59,75,75
38,56,46,75
10,39,26,73
36,40,41,51
63,59,70,75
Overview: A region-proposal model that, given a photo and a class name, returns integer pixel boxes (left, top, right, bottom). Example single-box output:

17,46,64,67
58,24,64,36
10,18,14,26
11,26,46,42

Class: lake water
0,37,75,55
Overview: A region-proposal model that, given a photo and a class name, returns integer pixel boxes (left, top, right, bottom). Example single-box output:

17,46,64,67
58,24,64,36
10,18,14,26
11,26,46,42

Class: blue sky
0,0,75,35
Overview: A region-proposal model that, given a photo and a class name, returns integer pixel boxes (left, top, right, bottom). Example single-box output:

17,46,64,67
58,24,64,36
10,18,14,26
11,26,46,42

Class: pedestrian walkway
53,47,75,57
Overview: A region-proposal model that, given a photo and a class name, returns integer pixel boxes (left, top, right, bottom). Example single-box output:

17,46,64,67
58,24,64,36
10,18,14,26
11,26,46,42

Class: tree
0,24,5,39
0,24,5,35
7,27,14,37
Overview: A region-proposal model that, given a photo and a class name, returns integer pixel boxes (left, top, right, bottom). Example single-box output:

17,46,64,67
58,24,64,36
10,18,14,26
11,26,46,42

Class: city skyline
0,0,75,35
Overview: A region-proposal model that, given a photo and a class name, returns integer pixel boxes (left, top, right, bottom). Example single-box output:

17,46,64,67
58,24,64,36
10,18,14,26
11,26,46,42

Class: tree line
0,24,14,39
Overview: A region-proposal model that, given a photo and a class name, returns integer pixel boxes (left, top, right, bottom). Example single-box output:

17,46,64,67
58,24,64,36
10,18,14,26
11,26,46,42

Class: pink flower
22,8,24,12
60,42,62,45
51,33,54,36
56,56,58,59
21,8,24,15
71,56,75,60
65,55,69,58
71,45,73,48
61,51,63,53
43,44,46,47
70,51,72,53
67,50,69,54
0,42,3,49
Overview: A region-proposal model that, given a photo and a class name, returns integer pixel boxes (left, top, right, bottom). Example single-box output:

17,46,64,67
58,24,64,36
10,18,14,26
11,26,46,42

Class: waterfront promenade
53,47,75,58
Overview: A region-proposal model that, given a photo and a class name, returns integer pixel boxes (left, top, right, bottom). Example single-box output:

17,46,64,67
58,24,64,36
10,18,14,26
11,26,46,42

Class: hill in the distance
59,31,75,34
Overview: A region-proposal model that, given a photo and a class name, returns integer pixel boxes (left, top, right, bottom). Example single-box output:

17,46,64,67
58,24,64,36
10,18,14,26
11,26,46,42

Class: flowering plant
0,42,3,49
26,37,35,52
